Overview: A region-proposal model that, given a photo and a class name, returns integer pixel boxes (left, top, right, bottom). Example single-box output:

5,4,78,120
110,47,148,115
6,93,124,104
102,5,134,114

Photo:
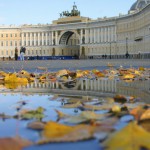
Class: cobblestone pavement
0,59,149,72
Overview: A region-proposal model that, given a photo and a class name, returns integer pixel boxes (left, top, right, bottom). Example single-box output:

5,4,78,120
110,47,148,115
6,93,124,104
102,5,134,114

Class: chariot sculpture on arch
60,2,81,18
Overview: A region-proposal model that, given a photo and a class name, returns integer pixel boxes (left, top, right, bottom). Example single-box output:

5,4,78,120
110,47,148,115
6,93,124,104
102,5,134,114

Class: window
32,41,34,45
15,34,17,37
28,50,30,55
24,33,26,37
43,50,45,54
15,41,17,46
6,34,8,37
1,34,3,37
6,51,8,55
10,34,12,37
32,50,34,55
6,41,8,46
10,41,13,46
28,41,30,45
11,51,13,56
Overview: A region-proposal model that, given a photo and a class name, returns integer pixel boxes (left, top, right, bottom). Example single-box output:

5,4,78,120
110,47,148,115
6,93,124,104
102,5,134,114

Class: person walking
14,47,18,61
20,47,26,61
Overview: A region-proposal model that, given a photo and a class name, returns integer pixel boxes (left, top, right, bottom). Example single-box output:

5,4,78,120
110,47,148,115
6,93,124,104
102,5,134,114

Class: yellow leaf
38,121,94,143
102,122,150,150
62,101,82,108
4,74,18,83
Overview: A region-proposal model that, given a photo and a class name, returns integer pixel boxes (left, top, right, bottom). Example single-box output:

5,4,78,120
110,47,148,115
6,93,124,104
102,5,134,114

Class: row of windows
0,33,20,38
0,49,50,56
0,41,21,46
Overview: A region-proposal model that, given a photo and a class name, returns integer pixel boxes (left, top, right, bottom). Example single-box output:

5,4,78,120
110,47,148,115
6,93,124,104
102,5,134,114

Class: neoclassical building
0,0,150,60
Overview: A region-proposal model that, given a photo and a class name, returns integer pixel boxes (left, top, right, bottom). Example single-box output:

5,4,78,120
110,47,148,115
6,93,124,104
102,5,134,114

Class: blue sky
0,0,136,25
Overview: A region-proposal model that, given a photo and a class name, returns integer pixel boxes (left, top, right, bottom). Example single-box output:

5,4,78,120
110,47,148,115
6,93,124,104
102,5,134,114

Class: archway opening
59,31,80,58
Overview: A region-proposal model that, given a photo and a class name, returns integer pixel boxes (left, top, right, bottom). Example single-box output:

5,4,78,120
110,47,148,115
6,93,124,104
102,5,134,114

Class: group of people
15,46,26,61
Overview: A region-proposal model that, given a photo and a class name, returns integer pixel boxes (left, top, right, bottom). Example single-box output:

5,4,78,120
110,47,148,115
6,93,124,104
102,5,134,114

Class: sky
0,0,136,25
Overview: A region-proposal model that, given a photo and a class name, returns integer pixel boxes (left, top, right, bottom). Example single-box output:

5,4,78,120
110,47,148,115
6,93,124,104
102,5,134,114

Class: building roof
129,0,150,12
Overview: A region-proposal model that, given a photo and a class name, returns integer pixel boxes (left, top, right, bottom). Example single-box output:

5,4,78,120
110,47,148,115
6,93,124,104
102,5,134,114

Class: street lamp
110,42,111,59
126,37,129,58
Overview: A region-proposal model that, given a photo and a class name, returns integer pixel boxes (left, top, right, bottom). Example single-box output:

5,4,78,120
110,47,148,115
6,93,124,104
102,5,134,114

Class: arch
58,30,80,45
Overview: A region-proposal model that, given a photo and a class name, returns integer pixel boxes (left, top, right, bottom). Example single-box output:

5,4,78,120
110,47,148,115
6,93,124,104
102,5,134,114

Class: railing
25,79,117,93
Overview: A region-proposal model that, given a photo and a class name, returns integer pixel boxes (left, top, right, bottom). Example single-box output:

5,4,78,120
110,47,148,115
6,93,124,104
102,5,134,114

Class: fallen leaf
56,110,107,124
102,122,150,150
130,106,146,120
37,121,94,144
62,101,82,108
140,109,150,121
27,121,45,130
0,136,33,150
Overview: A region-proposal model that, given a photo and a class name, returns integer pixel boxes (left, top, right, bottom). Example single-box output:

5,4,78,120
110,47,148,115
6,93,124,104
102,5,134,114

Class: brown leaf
130,106,146,120
27,121,45,130
140,109,150,121
0,136,33,150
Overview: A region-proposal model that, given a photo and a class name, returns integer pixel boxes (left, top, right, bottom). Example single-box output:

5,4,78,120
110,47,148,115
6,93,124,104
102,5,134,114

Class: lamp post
126,37,129,58
110,42,111,59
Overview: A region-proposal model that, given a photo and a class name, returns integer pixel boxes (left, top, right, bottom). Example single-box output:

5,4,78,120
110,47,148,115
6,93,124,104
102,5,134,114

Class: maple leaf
0,136,33,150
102,122,150,150
37,121,95,144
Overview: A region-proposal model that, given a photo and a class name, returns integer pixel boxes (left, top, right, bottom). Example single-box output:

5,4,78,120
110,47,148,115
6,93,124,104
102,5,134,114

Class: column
80,29,83,44
108,27,110,42
85,29,88,44
114,26,117,41
94,29,96,43
46,32,48,45
21,33,24,46
25,33,28,46
55,31,58,45
38,32,40,46
34,33,36,46
90,29,92,43
30,33,32,46
97,28,100,43
111,27,113,42
99,28,101,43
104,28,106,42
52,31,54,45
49,32,51,45
42,32,44,45
105,28,107,42
101,28,103,43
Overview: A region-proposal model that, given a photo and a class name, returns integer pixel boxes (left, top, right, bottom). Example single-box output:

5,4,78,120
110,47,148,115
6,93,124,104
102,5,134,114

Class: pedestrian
20,46,26,61
14,47,18,61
